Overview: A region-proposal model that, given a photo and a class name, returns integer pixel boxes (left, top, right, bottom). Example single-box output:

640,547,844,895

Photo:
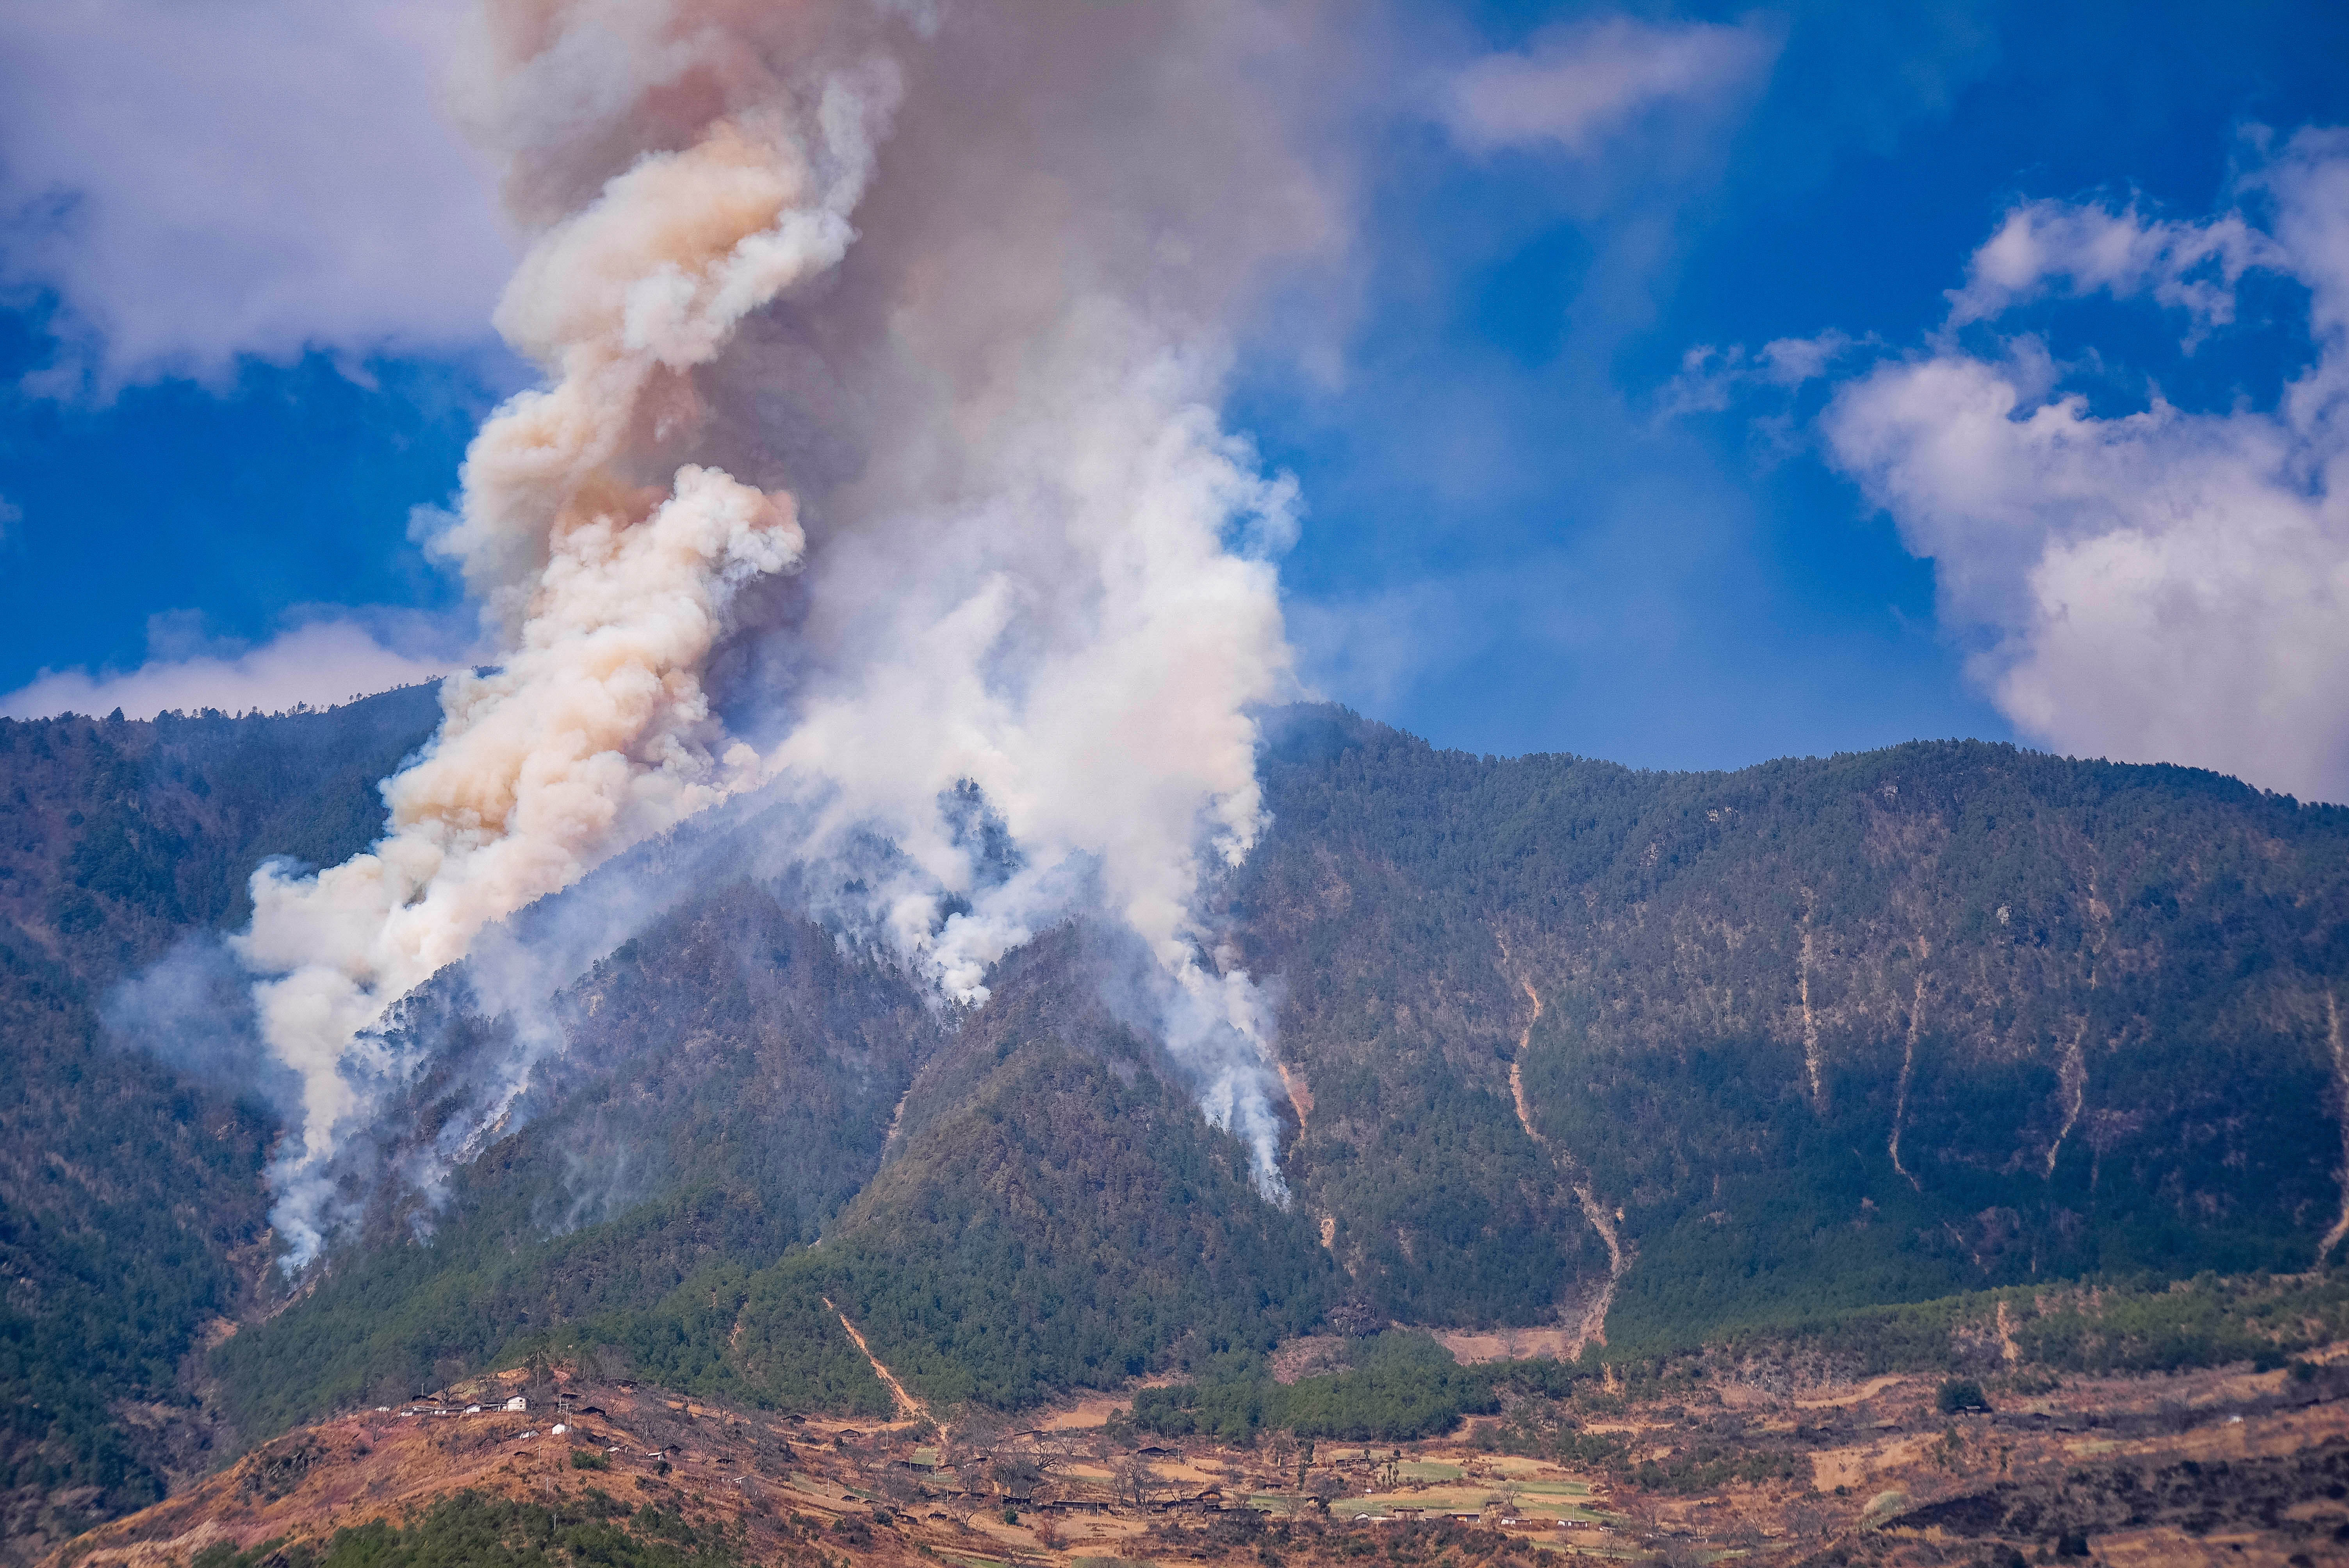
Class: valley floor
46,1340,2349,1568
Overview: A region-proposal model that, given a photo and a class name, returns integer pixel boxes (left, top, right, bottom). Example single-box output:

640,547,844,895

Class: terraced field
1317,1454,1618,1529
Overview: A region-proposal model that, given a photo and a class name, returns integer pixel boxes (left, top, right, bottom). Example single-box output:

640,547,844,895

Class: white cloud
1659,330,1862,417
0,615,459,720
0,0,510,389
1943,198,2277,331
1440,16,1780,156
0,494,20,541
1817,128,2349,802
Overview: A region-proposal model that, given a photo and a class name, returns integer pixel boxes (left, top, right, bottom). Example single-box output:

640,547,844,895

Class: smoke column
235,0,1346,1263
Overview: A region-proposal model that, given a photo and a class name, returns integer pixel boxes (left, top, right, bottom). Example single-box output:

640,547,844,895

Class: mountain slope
812,930,1338,1408
225,707,2349,1439
210,879,944,1437
0,692,442,1560
7,696,2349,1565
1241,709,2349,1348
221,921,1338,1428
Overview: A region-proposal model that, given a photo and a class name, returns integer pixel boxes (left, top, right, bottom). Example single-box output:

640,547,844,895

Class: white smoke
235,0,1345,1262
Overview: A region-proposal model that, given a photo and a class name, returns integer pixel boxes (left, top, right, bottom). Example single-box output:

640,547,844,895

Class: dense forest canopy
0,691,445,1552
1242,709,2349,1343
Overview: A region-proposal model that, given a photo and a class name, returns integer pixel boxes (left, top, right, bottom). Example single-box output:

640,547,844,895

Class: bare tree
1113,1456,1153,1508
991,1456,1044,1500
950,1410,1007,1464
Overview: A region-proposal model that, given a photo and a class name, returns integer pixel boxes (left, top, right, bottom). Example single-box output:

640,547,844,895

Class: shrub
1935,1378,1989,1415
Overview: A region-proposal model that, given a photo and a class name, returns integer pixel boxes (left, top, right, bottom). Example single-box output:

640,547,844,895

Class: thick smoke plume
235,0,1343,1262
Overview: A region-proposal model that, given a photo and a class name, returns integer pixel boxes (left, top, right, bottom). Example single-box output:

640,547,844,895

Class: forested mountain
208,880,943,1439
2,693,2346,1563
0,693,442,1557
1244,708,2349,1350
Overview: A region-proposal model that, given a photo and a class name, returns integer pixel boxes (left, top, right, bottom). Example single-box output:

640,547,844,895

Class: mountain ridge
4,692,2348,1562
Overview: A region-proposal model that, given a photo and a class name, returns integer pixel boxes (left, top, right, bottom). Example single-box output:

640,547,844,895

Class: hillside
0,693,444,1560
207,879,943,1440
808,933,1338,1409
1244,708,2349,1347
3,697,2348,1564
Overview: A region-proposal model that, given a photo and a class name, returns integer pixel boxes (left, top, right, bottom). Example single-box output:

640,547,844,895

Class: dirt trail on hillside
825,1297,929,1427
1889,970,1925,1190
1501,964,1629,1353
2320,992,2349,1262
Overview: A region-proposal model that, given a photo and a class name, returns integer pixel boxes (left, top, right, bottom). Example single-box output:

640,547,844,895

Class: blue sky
4,0,2347,793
